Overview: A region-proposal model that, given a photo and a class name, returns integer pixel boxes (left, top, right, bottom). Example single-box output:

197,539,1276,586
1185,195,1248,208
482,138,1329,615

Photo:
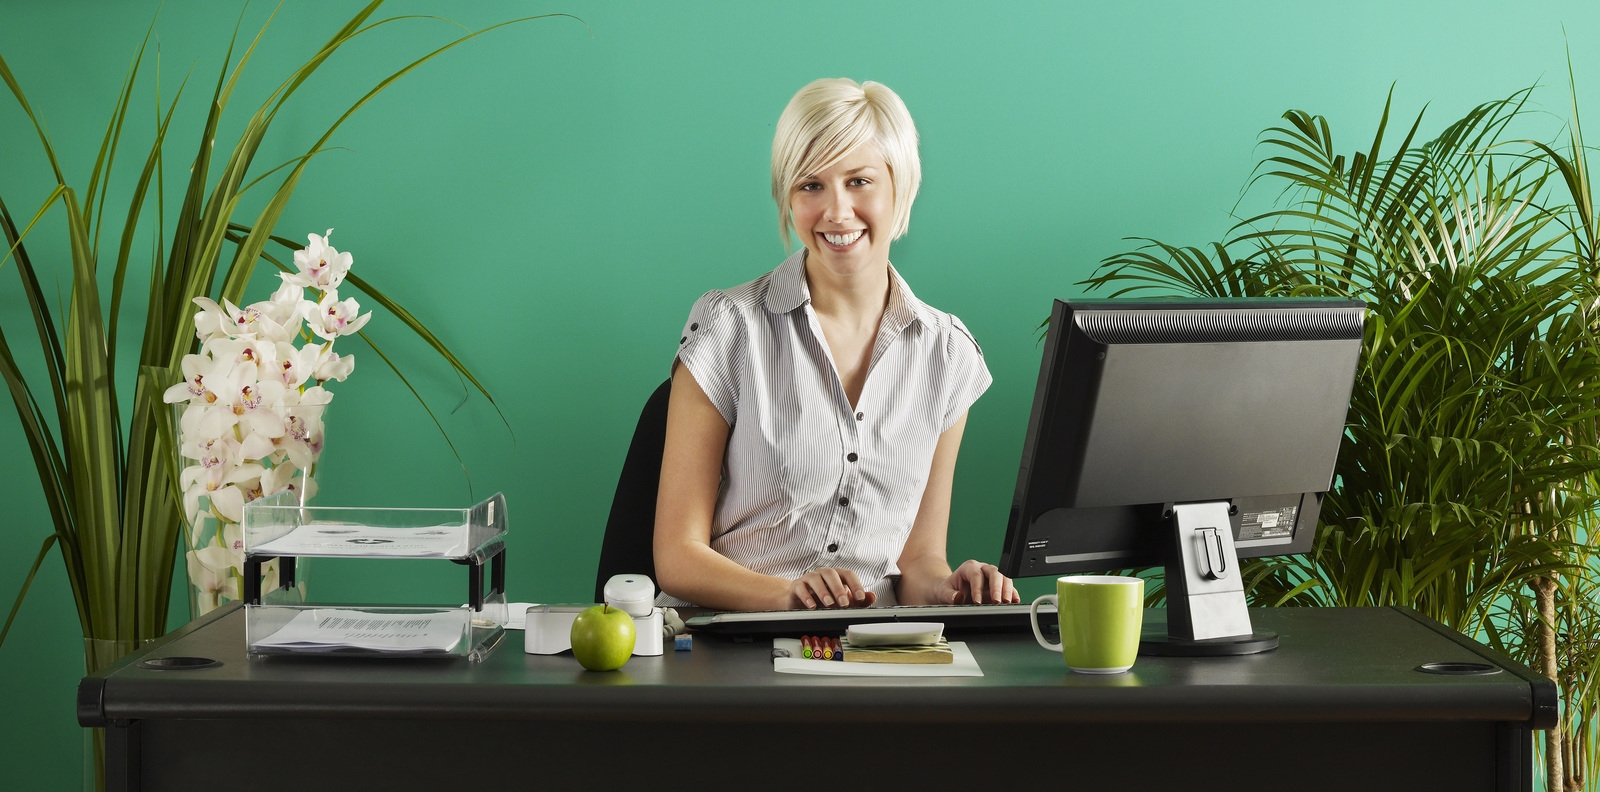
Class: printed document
251,522,471,558
251,608,465,654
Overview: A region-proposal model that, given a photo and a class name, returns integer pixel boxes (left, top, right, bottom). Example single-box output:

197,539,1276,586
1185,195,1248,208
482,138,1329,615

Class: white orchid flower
272,341,323,389
272,387,331,471
181,458,265,525
187,545,242,613
191,297,235,342
204,336,278,382
259,461,301,498
247,281,307,343
222,521,246,556
206,367,289,440
285,229,353,291
313,348,355,382
178,430,240,471
180,356,255,440
306,289,372,341
237,429,277,463
191,296,273,340
163,351,235,405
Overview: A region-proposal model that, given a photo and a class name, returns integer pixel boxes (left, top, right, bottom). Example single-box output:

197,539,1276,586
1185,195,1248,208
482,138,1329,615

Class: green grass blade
0,534,60,651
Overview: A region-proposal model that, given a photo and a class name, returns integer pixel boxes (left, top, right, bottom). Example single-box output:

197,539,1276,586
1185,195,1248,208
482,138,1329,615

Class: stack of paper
251,608,465,655
251,522,471,558
842,637,955,664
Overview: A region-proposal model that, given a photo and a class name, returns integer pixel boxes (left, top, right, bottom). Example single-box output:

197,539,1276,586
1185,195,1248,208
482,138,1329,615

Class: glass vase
184,500,313,619
173,403,325,619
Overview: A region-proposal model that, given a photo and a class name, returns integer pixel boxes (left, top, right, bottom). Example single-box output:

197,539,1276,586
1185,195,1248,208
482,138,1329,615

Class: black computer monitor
998,297,1365,655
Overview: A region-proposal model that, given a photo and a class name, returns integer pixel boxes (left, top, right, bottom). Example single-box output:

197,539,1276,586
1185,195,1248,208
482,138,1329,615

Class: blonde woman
655,79,1018,611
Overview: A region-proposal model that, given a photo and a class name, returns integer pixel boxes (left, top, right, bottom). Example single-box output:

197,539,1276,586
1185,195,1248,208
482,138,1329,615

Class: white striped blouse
661,249,992,608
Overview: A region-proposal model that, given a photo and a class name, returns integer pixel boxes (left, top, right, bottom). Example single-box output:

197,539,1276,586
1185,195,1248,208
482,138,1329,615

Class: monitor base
1139,630,1279,657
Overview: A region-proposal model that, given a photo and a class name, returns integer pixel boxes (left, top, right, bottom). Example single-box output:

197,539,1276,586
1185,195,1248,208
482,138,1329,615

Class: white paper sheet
251,522,471,558
772,638,983,677
251,608,465,654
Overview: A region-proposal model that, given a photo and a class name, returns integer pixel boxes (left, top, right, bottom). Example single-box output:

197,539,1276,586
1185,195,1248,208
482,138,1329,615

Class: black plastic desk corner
1392,606,1558,730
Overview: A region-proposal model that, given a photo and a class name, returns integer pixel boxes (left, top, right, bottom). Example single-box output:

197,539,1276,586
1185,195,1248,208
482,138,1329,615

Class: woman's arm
895,412,1019,606
653,365,873,611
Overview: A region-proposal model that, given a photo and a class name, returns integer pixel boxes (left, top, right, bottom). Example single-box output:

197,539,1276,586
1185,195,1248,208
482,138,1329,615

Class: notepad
842,637,954,664
771,638,982,677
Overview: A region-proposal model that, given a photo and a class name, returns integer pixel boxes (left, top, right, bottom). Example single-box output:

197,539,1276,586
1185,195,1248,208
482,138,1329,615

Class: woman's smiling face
790,144,894,279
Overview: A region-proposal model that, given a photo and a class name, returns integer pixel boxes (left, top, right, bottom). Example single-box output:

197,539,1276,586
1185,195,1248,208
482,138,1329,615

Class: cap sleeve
941,313,992,432
674,290,742,426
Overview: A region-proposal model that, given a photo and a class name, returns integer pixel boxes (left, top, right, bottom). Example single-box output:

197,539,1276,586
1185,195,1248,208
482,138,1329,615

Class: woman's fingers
945,560,1018,605
789,577,819,609
837,568,870,605
816,568,846,607
791,568,872,609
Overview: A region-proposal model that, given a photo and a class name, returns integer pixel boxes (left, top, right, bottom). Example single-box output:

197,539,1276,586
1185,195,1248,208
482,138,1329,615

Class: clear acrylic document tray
242,491,507,562
240,492,508,661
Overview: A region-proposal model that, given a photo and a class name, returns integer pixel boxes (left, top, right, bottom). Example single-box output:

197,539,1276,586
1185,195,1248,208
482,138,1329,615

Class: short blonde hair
771,78,922,249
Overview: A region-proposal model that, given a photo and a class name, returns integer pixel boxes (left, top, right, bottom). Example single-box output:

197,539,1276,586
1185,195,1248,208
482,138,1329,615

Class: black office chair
594,378,672,603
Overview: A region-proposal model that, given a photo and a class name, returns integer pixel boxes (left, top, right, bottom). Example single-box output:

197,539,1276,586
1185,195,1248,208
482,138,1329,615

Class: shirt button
855,411,864,421
679,337,686,345
690,323,699,331
847,453,858,462
827,543,839,553
838,497,849,507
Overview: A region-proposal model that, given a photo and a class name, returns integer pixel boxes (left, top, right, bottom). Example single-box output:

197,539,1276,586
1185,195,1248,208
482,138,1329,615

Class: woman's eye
797,182,821,192
849,178,871,187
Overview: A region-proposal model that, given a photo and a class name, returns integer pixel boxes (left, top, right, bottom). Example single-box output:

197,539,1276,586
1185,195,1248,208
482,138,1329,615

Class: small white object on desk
524,605,586,655
523,604,666,657
845,621,944,646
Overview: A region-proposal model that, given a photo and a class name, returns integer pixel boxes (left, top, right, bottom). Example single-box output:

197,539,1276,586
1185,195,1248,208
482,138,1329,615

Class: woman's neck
803,255,891,332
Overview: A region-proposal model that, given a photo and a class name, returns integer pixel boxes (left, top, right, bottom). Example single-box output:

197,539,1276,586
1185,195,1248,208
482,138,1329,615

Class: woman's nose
824,192,853,224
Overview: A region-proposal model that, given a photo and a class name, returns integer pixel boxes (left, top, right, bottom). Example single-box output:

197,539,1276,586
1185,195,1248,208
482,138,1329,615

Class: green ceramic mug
1030,575,1145,674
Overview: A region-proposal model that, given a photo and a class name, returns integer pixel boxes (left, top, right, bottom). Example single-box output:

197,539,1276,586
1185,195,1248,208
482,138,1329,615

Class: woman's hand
932,560,1019,605
790,567,878,610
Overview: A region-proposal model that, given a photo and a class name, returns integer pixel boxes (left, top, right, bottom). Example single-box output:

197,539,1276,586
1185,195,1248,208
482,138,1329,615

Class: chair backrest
594,378,672,603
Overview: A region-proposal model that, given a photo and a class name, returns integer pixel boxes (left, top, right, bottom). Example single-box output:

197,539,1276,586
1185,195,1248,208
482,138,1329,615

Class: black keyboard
685,602,1055,636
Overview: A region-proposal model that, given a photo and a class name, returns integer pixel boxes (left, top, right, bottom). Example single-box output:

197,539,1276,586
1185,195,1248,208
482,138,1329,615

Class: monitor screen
998,298,1365,651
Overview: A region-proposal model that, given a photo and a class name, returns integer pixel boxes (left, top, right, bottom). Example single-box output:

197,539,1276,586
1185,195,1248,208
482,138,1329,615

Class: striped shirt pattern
663,250,991,607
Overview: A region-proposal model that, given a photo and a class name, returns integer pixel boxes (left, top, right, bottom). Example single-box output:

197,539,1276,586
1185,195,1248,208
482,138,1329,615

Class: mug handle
1030,594,1060,652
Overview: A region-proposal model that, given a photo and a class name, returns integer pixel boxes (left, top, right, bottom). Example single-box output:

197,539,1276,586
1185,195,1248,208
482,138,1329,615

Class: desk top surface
81,605,1553,727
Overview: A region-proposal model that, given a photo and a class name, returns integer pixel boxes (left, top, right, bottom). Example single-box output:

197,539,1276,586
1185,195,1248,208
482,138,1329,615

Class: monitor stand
1139,501,1278,657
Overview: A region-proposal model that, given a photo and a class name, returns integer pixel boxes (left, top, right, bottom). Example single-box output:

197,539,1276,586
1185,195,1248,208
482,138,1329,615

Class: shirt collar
764,249,929,332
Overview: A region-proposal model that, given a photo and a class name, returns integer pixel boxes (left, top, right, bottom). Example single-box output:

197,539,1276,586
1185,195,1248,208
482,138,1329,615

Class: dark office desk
80,605,1552,792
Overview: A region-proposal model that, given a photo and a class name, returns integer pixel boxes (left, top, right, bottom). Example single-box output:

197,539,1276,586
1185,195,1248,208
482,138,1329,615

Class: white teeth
824,230,863,246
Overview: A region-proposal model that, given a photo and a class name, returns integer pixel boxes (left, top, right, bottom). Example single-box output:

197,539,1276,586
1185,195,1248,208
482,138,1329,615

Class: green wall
2,0,1597,787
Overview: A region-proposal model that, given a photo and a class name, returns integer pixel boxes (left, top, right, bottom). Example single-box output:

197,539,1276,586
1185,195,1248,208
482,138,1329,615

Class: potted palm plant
1083,82,1600,791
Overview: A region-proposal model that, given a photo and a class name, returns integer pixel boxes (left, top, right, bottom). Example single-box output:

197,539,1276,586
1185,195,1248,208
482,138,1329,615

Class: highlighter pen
834,637,844,661
801,636,813,659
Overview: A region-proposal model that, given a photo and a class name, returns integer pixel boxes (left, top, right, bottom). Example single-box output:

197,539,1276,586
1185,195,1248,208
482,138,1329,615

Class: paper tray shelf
242,492,507,562
245,601,507,662
239,492,509,661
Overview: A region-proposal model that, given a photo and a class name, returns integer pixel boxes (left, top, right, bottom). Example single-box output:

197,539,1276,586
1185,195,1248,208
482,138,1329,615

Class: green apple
570,604,636,671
